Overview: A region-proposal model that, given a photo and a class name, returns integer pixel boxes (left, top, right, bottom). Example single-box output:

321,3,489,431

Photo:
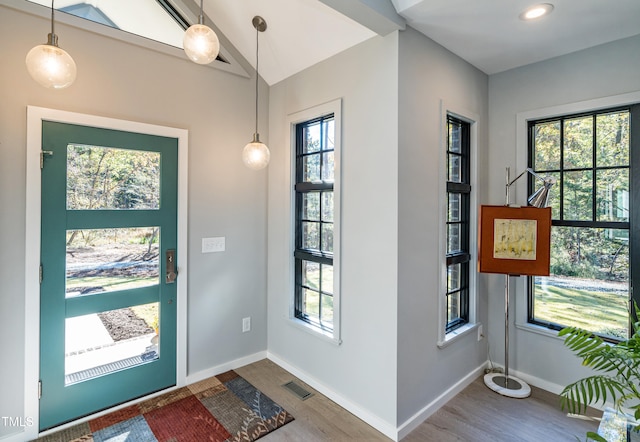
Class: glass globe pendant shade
242,134,270,170
183,24,219,64
25,35,76,89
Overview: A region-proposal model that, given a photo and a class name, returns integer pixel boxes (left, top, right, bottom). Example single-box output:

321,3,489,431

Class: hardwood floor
403,376,599,442
235,359,387,441
235,359,599,441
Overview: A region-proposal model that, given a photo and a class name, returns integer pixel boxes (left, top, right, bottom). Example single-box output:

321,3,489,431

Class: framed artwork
478,205,552,276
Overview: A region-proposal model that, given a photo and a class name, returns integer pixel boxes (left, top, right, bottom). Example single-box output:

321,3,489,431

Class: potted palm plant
559,310,640,442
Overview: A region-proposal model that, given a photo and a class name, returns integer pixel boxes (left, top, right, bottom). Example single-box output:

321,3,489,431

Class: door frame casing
24,106,188,439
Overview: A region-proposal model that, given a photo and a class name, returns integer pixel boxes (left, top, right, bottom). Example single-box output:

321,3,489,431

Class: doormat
35,370,294,442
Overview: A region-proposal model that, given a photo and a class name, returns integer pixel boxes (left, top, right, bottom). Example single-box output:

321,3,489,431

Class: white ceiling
205,0,640,85
394,0,640,75
204,0,376,86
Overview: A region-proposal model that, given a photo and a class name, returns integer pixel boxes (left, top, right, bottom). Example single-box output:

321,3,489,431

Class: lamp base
483,373,531,398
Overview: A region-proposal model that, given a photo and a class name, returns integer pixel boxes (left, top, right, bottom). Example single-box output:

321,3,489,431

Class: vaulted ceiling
17,0,640,86
206,0,640,85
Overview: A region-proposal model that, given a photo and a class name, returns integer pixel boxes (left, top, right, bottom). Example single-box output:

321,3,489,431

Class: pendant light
25,0,77,89
242,16,270,170
183,0,220,64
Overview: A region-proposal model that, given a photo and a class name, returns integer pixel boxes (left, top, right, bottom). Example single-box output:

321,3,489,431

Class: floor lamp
479,167,555,398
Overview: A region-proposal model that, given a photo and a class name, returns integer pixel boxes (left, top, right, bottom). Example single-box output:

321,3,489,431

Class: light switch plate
202,237,225,253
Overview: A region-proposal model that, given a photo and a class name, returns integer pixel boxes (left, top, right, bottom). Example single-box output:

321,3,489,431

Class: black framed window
294,114,335,331
446,115,471,332
528,105,639,341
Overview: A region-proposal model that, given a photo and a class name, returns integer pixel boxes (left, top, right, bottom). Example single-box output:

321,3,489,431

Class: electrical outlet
477,324,484,341
242,317,251,333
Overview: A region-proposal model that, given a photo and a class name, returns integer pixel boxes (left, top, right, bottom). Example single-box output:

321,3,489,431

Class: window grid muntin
294,114,335,332
528,106,633,341
446,115,471,332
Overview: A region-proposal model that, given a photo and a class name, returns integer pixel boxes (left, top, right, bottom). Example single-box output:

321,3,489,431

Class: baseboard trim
0,430,27,442
267,351,399,441
396,362,486,440
186,350,268,385
507,367,566,396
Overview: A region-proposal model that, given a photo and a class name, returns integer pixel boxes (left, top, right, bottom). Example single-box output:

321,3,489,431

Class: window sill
288,317,342,346
515,321,563,341
438,323,479,348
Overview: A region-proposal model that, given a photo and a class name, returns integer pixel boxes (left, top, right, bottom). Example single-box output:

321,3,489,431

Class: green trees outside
534,111,629,280
67,144,160,211
532,110,630,339
64,144,161,296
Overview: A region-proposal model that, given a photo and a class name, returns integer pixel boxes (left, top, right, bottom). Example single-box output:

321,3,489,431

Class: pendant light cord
50,0,55,36
254,24,259,136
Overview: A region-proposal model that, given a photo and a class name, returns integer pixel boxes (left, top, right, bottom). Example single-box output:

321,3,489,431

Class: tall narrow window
294,114,335,332
528,106,638,341
446,115,471,332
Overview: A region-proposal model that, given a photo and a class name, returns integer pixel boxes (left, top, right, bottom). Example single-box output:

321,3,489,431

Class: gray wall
0,5,268,439
397,26,489,425
487,35,640,390
265,26,491,435
266,33,400,430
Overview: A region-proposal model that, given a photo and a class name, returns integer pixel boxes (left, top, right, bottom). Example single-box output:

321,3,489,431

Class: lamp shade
183,24,219,64
242,135,270,170
25,41,76,89
527,178,555,208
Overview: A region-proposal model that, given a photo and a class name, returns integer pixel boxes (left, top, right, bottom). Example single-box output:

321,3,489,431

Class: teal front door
39,121,178,431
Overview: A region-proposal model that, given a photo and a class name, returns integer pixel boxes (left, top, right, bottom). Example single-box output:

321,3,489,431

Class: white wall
0,5,269,440
266,33,400,434
487,35,640,392
396,26,489,426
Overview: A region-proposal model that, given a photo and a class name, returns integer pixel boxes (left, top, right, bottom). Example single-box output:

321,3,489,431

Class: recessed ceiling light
520,3,554,20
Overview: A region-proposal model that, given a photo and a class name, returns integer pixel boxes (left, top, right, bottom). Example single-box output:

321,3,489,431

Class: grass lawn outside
534,276,629,339
67,275,160,330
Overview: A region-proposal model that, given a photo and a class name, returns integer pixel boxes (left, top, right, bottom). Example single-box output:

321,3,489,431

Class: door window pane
66,227,159,297
65,302,159,385
67,144,160,210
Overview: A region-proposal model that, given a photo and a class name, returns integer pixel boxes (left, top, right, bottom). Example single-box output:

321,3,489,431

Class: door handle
166,249,177,284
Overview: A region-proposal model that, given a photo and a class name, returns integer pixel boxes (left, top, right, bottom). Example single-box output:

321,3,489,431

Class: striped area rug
35,370,294,442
